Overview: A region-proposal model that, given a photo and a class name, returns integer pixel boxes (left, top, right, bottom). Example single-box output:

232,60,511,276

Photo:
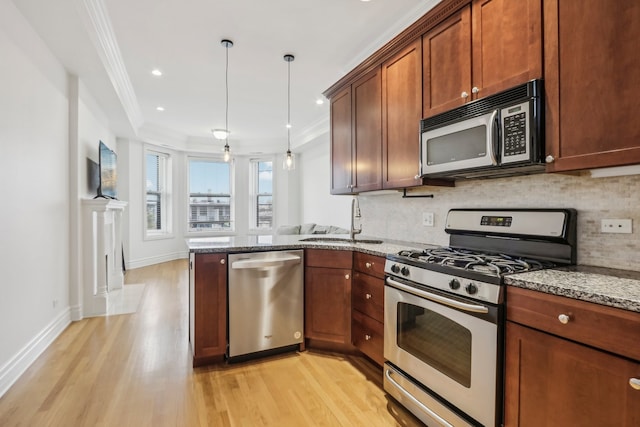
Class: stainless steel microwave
419,79,545,179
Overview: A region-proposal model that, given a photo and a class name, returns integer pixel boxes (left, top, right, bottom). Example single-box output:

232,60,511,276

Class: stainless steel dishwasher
227,250,304,359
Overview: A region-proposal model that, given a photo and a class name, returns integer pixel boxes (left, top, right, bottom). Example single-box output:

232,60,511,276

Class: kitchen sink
299,237,383,244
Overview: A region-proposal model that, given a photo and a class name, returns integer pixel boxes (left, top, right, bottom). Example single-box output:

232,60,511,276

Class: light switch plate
423,212,434,227
601,219,632,234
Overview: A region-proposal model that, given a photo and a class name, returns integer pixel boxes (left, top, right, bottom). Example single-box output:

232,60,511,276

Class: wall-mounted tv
98,141,117,199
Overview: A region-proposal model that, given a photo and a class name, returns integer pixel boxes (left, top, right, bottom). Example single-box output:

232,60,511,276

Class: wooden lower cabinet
304,250,353,345
504,322,640,426
190,253,227,366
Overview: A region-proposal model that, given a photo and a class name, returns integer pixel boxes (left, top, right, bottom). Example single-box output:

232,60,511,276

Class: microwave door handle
488,109,499,166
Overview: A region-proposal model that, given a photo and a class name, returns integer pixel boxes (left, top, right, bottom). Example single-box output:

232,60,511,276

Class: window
188,158,233,232
145,150,171,236
250,159,273,230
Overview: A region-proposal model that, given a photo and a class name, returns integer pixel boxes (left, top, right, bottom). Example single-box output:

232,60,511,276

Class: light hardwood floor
0,259,422,426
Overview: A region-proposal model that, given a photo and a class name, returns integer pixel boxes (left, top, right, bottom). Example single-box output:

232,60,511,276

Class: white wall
0,0,71,395
299,136,351,229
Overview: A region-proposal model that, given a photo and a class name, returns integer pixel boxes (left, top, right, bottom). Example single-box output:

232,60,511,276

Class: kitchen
1,0,640,426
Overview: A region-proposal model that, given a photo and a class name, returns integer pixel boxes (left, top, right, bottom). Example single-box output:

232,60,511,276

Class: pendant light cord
225,43,229,142
287,57,291,151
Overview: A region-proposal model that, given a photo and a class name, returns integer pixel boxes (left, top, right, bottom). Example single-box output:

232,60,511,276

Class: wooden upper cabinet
471,0,542,99
423,6,472,118
423,0,542,118
330,87,353,194
544,0,640,171
352,68,382,192
382,38,423,189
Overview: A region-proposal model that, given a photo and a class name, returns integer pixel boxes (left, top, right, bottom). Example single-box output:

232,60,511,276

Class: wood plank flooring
0,260,422,426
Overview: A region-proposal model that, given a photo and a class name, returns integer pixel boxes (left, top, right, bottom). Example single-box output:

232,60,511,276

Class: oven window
426,125,487,165
397,302,472,387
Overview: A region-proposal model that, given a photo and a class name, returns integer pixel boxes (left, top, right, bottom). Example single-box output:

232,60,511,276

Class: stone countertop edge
504,266,640,313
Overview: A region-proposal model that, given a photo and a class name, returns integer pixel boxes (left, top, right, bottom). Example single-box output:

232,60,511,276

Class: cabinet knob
345,274,350,280
630,378,640,390
365,262,372,268
471,86,479,94
365,334,372,341
365,293,372,299
220,259,226,265
558,314,570,324
545,155,555,163
414,174,420,180
461,91,469,99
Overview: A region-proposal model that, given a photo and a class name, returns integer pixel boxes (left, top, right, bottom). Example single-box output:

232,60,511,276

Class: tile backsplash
359,173,639,271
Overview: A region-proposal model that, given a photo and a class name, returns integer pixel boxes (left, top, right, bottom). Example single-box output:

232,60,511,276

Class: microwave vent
421,79,542,131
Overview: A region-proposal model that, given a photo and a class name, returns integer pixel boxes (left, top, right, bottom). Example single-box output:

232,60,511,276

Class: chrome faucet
350,196,362,240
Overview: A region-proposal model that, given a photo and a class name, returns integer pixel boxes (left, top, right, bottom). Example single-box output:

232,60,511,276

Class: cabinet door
471,0,542,99
544,0,640,171
353,68,382,192
330,87,353,194
382,38,423,189
305,266,352,344
422,6,472,118
193,253,227,363
505,322,640,427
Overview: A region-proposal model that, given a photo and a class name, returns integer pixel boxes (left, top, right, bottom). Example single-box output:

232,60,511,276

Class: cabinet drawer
507,286,640,361
352,310,384,366
352,272,384,322
305,249,353,269
353,252,385,279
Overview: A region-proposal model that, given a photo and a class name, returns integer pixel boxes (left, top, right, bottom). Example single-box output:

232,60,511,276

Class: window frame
249,157,275,232
144,148,172,240
186,155,235,235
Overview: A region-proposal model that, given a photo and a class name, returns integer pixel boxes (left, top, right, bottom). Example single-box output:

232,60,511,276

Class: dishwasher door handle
231,255,301,269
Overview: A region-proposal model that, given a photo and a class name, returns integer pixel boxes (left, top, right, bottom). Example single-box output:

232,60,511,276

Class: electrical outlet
601,219,632,234
423,212,434,227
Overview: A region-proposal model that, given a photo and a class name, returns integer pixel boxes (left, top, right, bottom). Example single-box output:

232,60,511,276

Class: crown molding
75,0,144,131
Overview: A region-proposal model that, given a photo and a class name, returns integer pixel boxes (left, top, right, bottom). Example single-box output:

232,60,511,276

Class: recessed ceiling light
316,99,324,105
156,106,165,111
151,69,163,76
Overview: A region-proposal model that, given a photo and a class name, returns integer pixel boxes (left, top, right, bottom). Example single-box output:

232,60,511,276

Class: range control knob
401,266,410,277
449,279,461,290
391,264,400,274
466,283,478,295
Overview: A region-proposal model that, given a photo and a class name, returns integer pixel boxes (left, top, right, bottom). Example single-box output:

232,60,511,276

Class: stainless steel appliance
384,209,577,427
419,80,545,180
228,250,304,359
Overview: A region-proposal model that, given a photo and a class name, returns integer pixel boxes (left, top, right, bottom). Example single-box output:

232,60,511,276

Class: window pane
146,154,159,192
257,195,272,228
145,153,164,233
188,159,232,231
258,161,272,194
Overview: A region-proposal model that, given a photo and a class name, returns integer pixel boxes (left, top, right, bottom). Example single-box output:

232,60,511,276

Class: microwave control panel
501,101,530,163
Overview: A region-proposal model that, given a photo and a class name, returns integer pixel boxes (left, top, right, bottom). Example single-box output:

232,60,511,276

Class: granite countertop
187,236,640,314
504,266,640,313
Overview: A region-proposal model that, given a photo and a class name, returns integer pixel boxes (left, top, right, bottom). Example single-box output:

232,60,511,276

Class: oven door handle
386,277,489,314
385,368,454,427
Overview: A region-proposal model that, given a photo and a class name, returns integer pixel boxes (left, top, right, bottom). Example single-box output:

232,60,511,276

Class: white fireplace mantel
81,198,127,317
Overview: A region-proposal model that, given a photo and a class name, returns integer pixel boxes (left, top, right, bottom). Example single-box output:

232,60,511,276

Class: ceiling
13,0,440,154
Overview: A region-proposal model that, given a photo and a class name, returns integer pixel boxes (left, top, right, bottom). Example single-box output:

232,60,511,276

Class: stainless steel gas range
383,209,577,427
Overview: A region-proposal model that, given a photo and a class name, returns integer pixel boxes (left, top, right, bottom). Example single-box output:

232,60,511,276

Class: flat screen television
98,141,117,199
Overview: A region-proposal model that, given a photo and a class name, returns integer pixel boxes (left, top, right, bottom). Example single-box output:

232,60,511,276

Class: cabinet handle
558,314,570,324
220,259,226,265
365,334,372,341
365,262,372,268
630,378,640,390
365,293,372,299
345,274,350,280
414,174,420,180
471,86,479,94
461,91,469,99
545,155,555,163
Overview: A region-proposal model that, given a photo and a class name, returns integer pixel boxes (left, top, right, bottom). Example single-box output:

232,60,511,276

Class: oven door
384,277,499,427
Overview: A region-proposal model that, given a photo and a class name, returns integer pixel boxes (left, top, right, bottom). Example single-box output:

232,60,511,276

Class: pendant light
283,54,295,171
212,39,233,162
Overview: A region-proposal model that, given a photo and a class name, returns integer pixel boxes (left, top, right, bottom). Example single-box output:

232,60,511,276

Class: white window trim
249,156,275,233
144,148,173,240
186,155,236,236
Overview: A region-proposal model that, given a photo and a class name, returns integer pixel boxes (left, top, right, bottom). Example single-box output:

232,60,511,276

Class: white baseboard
125,251,188,270
0,308,71,398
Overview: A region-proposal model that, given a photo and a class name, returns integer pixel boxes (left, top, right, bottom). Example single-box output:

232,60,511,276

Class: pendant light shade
214,39,233,162
283,54,295,171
